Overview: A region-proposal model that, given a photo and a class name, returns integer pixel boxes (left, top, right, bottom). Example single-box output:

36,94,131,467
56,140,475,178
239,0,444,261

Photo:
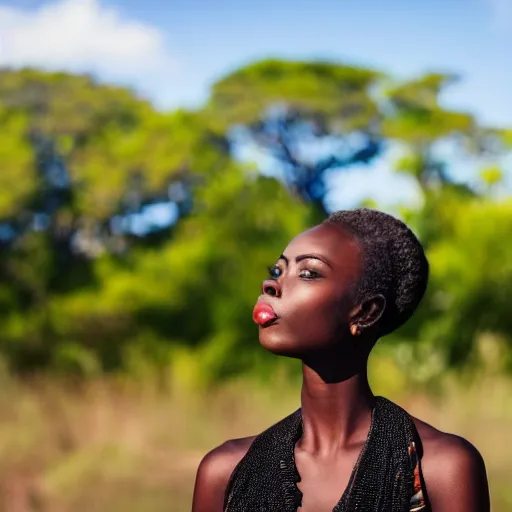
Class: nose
262,278,281,298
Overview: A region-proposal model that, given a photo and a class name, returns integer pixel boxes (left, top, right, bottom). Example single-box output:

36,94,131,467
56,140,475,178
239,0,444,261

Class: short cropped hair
324,208,429,336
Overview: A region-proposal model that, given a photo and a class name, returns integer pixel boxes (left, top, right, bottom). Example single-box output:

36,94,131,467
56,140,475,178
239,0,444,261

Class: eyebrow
278,253,333,269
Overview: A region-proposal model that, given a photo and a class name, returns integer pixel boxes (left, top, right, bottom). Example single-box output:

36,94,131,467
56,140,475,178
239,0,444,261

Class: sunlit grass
0,370,509,511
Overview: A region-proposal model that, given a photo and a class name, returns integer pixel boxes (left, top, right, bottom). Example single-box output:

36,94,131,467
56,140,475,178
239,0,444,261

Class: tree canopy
0,60,510,384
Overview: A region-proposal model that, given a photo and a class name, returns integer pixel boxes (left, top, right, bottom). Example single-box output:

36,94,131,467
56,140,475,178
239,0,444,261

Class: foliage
0,60,510,383
402,193,512,370
207,60,384,213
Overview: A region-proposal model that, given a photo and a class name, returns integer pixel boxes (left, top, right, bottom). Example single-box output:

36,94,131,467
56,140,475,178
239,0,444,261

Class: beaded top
224,397,428,512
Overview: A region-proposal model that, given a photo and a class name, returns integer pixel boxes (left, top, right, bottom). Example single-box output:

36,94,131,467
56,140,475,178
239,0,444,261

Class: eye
299,268,321,279
268,264,283,279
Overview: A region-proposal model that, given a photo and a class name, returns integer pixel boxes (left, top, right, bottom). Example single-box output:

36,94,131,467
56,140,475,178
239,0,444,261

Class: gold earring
350,325,359,336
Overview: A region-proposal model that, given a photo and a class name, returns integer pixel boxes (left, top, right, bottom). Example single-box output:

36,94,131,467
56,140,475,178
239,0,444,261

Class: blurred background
0,0,511,510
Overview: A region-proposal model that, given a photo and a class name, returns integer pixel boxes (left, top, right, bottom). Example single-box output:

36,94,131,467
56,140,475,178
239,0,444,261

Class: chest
294,446,362,512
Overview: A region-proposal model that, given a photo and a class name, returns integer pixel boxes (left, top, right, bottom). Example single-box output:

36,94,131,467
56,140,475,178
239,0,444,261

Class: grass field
0,371,510,511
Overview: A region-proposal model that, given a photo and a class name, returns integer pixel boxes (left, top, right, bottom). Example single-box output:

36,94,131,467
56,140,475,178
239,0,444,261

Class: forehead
284,223,363,274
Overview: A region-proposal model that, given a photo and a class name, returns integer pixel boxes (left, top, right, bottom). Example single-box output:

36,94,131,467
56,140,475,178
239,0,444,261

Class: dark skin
192,223,490,512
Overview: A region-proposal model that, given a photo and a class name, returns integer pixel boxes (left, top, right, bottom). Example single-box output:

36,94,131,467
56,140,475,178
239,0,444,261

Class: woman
192,208,490,512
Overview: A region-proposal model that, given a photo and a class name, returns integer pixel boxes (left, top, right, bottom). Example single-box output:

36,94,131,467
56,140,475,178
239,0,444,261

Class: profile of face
253,222,365,361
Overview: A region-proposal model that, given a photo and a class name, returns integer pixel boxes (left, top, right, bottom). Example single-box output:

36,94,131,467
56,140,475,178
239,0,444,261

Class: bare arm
192,438,254,512
421,433,490,512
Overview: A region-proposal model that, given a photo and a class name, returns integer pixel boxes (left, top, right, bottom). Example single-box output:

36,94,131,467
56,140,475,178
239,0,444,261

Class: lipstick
252,303,278,326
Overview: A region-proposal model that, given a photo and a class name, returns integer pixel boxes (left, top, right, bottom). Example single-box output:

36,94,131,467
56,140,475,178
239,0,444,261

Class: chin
259,327,341,360
259,329,304,358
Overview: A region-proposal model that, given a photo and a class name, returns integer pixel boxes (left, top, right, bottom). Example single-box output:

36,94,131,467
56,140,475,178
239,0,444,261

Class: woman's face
253,222,364,358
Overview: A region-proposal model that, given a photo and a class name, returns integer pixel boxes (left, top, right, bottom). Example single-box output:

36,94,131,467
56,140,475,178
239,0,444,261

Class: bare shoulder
412,416,486,471
192,436,256,512
412,416,490,512
197,435,256,482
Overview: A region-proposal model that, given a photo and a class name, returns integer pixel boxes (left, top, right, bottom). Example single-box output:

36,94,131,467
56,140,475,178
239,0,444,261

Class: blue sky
2,0,511,125
0,0,510,207
84,0,512,127
105,0,512,127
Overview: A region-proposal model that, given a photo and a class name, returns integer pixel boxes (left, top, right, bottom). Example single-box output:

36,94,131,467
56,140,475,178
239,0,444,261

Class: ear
349,294,386,333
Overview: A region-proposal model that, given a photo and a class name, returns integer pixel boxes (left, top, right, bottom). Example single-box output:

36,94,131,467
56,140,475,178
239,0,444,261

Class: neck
299,358,374,456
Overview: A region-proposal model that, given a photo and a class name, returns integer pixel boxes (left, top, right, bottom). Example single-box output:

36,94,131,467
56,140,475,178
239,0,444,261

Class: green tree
0,69,228,371
0,61,510,382
206,59,383,216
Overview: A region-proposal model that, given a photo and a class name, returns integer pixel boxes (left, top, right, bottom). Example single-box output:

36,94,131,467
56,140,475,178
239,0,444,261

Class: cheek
293,289,345,343
259,284,350,354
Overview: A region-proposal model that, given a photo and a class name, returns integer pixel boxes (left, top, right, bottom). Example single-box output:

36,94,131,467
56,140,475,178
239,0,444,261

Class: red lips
252,302,278,326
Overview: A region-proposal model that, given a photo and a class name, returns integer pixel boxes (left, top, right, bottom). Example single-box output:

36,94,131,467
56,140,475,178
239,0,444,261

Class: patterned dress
408,441,428,511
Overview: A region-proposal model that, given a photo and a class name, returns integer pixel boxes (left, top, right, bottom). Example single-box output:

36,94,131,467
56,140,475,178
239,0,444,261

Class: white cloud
0,0,174,81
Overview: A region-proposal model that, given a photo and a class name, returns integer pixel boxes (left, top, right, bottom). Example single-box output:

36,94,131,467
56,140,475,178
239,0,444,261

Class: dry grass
0,371,510,512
